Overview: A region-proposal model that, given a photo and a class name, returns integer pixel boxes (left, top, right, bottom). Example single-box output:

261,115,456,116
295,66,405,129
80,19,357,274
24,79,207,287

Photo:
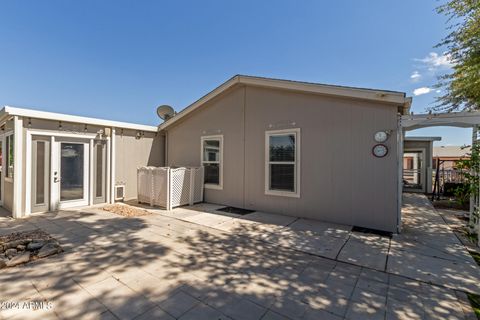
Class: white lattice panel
137,167,154,205
170,168,191,207
192,167,204,203
152,167,169,207
137,166,204,210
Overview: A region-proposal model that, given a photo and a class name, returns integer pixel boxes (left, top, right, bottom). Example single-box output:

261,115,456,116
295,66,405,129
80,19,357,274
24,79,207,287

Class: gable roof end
158,75,412,130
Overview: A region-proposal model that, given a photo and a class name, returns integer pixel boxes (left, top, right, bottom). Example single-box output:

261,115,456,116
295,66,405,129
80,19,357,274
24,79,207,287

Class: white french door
51,139,89,209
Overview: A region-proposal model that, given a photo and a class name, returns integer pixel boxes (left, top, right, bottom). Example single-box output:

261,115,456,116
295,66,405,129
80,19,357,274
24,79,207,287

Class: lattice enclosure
170,168,191,208
191,167,205,204
137,166,204,210
152,167,169,208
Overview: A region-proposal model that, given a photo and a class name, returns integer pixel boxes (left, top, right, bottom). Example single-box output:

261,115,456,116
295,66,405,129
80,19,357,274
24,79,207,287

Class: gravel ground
102,204,151,217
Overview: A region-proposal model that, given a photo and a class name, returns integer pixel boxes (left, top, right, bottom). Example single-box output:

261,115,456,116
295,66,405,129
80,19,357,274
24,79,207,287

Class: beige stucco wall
166,85,400,232
166,86,245,207
3,180,13,212
115,130,164,200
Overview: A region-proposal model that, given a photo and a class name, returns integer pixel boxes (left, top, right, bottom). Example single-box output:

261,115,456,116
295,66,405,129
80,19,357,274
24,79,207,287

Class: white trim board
159,75,411,130
200,135,223,190
264,128,301,198
0,106,158,132
25,128,111,216
12,116,23,218
402,111,480,130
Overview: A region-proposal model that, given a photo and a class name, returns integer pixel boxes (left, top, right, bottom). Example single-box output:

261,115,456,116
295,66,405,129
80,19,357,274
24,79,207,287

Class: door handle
54,177,61,183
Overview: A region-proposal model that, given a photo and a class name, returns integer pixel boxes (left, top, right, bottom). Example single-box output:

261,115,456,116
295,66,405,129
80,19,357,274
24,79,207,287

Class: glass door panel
60,143,84,201
31,137,50,213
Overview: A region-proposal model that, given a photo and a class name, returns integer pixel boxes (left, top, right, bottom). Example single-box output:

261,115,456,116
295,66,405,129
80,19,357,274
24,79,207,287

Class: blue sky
0,0,470,146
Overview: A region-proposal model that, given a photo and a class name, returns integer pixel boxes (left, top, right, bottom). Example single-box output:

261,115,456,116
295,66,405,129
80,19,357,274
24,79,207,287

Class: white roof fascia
2,106,158,132
240,76,407,105
159,75,410,130
158,76,241,130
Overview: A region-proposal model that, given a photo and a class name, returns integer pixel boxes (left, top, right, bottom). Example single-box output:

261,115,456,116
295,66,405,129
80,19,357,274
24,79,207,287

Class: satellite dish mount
157,105,175,121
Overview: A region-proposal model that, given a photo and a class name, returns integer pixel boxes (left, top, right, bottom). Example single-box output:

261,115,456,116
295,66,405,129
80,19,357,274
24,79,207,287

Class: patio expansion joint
383,237,392,272
284,217,299,228
334,232,352,261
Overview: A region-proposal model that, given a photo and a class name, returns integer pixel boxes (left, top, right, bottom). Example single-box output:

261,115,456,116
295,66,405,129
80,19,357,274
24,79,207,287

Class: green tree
432,0,480,112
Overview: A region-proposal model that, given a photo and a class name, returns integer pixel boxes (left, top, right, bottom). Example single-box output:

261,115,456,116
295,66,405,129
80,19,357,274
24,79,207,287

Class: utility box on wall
137,166,204,210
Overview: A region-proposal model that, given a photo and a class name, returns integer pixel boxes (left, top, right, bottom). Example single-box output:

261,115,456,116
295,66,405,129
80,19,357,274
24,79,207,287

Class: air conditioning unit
115,185,125,201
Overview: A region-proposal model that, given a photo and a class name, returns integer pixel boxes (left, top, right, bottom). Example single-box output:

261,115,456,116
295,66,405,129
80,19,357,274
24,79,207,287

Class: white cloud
435,89,442,93
413,87,432,96
410,71,421,82
415,52,453,71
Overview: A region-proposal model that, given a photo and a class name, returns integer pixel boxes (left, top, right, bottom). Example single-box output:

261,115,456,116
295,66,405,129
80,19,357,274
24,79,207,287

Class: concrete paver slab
288,218,351,238
263,229,348,259
181,212,234,228
337,232,390,271
0,193,478,320
387,194,480,294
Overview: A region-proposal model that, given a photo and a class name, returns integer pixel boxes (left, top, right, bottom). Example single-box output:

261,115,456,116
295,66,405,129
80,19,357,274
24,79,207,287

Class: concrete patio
0,193,478,319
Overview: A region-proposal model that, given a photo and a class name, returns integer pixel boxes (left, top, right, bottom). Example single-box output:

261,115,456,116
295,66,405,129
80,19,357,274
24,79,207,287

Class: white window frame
265,128,300,198
200,135,223,190
5,133,14,181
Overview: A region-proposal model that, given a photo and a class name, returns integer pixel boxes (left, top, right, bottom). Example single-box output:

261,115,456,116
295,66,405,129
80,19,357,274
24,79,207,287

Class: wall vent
115,185,125,201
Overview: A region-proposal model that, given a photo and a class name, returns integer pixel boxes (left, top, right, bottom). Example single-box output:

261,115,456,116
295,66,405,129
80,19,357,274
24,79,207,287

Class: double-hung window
201,135,223,189
265,128,300,197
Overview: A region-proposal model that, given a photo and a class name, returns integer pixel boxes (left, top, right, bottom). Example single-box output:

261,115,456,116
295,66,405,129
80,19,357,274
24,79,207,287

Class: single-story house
433,145,471,170
1,75,412,233
0,106,164,218
432,145,471,188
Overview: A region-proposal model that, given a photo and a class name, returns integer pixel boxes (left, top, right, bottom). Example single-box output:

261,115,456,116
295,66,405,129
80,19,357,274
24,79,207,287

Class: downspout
243,86,246,208
164,130,168,166
110,127,116,203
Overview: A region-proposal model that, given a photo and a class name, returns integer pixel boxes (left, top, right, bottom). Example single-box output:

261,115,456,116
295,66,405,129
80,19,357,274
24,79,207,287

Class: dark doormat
352,226,392,238
217,206,256,215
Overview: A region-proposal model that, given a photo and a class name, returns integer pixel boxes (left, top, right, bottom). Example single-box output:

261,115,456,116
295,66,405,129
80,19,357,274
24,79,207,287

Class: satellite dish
156,105,175,120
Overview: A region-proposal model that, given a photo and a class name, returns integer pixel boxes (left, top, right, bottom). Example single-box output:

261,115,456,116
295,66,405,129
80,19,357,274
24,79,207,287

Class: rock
4,239,31,249
5,248,17,258
6,252,30,267
0,258,6,269
16,245,26,251
37,243,60,258
27,241,45,251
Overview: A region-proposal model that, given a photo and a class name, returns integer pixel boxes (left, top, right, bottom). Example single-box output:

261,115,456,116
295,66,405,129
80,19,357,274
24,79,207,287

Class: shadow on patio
0,200,474,319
